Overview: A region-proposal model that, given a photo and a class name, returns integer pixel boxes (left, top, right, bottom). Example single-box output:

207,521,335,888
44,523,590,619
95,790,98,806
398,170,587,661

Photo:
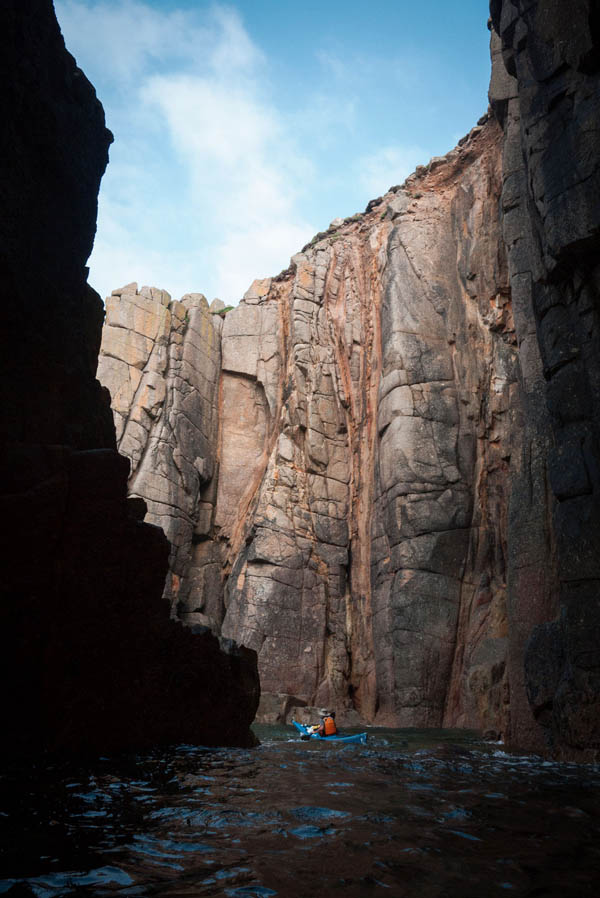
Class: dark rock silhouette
0,0,258,756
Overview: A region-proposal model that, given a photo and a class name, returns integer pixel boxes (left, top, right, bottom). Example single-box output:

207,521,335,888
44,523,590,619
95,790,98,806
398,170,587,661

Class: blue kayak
291,720,367,745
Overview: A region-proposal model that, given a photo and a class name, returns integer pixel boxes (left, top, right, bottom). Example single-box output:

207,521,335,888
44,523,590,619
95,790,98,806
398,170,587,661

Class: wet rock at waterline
0,0,259,756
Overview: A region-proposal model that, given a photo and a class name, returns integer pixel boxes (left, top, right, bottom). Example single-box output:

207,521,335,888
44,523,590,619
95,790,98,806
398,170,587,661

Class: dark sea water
1,726,600,897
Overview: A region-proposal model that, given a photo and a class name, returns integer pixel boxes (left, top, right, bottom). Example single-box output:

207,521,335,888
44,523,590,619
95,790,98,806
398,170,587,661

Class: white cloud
208,5,264,75
55,3,440,304
56,0,198,82
55,1,317,303
140,67,316,301
89,192,202,301
357,145,428,198
143,76,279,172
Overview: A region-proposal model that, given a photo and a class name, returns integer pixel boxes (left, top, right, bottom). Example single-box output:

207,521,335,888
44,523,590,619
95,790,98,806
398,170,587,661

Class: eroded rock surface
98,285,225,623
1,0,258,756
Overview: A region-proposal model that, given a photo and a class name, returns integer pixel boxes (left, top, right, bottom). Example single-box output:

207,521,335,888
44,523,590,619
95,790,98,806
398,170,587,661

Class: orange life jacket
322,716,337,736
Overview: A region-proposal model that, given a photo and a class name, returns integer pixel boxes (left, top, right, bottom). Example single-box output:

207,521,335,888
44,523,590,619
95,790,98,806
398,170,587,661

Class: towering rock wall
372,122,516,733
1,0,258,756
220,117,517,736
490,0,600,758
101,118,518,739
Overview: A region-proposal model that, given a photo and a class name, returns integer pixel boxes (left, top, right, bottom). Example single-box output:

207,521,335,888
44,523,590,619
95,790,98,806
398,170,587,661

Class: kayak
291,719,367,745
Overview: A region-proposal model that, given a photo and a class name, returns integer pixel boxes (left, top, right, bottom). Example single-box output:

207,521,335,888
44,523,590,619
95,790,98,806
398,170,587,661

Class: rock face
489,0,600,758
101,119,517,741
0,0,258,756
97,0,600,759
97,285,224,621
222,121,516,737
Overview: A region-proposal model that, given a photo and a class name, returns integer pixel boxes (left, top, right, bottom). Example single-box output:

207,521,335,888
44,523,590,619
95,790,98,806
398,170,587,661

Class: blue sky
55,0,492,303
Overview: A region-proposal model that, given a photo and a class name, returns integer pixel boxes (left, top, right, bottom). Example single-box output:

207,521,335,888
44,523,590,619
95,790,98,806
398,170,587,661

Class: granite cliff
0,0,259,755
489,0,600,759
100,118,516,741
99,0,599,759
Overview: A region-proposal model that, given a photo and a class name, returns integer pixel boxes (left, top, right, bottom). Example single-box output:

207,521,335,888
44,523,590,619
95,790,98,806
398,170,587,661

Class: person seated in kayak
313,708,337,737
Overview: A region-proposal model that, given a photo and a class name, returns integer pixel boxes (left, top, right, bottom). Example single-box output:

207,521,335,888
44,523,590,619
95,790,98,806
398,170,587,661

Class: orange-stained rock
100,116,518,739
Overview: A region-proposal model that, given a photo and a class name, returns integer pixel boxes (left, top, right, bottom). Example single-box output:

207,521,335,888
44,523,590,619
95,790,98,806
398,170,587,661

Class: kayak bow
291,719,367,745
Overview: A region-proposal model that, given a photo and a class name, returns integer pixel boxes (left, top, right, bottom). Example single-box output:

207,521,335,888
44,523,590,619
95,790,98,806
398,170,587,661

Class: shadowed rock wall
490,0,600,759
0,0,258,756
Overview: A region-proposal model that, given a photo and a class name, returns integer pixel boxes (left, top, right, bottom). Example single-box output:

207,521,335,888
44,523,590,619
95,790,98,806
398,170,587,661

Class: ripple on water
290,806,350,822
1,727,600,897
225,887,277,897
1,866,134,897
289,824,333,840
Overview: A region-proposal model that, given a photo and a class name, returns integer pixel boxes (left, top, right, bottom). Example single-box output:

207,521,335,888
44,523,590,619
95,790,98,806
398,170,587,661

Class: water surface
1,726,599,896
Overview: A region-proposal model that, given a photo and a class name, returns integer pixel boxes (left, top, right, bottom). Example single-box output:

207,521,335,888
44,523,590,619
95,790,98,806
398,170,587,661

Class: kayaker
315,708,337,737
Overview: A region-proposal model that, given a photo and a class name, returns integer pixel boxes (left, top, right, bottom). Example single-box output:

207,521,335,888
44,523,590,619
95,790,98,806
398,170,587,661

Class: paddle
291,718,314,740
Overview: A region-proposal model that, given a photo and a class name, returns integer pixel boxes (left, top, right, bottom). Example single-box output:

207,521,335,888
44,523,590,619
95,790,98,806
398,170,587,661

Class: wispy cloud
56,1,316,302
56,0,263,84
55,2,447,303
142,69,316,296
316,49,350,82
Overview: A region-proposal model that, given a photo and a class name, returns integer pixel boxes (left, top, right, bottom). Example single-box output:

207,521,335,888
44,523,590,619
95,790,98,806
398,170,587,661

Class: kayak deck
291,719,367,745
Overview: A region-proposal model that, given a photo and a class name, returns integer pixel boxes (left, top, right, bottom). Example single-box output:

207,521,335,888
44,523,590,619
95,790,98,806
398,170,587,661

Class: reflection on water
1,726,599,896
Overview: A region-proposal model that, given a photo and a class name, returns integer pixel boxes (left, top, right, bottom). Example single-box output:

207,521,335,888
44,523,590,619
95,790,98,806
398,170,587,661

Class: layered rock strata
101,117,517,739
490,0,600,758
0,0,258,755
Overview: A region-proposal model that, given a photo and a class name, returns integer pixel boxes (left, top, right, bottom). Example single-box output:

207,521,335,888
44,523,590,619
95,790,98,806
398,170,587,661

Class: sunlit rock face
0,0,259,756
101,118,518,740
221,119,516,738
97,285,224,623
490,0,600,759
